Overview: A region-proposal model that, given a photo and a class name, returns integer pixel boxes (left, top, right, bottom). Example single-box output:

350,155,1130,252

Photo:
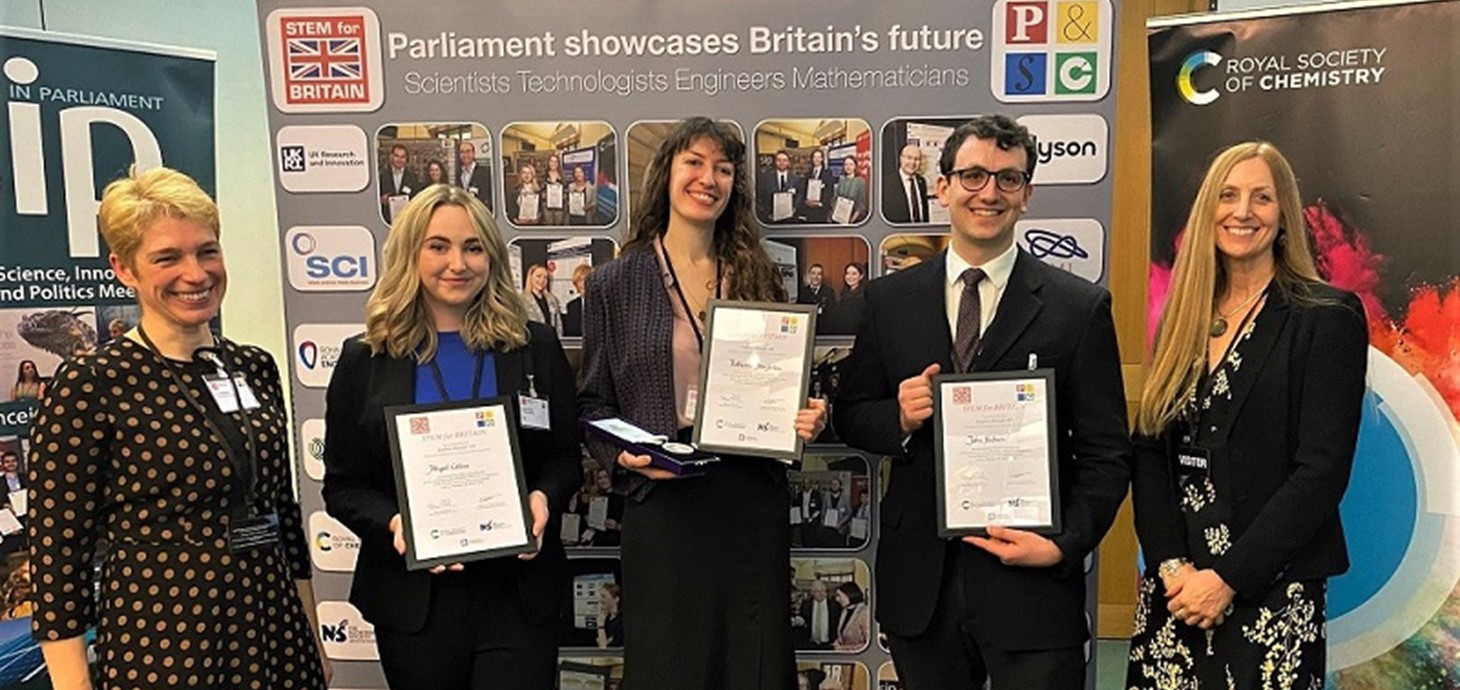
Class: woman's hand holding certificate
693,301,818,460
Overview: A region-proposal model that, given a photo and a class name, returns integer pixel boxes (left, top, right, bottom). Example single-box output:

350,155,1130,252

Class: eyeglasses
946,166,1030,193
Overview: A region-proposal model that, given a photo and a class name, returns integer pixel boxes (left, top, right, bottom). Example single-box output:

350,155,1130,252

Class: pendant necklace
1210,284,1268,338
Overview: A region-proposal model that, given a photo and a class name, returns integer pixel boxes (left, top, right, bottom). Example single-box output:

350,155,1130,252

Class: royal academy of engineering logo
265,7,384,113
991,0,1113,102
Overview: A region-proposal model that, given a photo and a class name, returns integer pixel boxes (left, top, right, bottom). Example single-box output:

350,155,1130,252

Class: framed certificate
385,398,535,570
932,369,1061,538
692,300,817,461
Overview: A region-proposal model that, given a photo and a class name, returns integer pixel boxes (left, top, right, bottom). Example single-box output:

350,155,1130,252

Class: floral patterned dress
1126,316,1327,690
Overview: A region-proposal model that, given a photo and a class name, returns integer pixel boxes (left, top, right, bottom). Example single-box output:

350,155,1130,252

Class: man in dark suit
791,578,842,650
835,115,1130,690
798,149,836,223
883,144,931,224
456,140,494,213
796,263,836,317
379,143,421,223
756,150,801,224
563,263,592,338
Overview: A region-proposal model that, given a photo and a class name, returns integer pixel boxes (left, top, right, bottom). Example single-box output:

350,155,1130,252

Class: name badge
519,394,550,430
229,512,280,552
206,374,241,413
1176,446,1211,475
684,385,698,421
233,376,261,410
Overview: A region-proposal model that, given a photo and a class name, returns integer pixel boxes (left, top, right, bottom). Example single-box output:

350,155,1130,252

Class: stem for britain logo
266,7,385,113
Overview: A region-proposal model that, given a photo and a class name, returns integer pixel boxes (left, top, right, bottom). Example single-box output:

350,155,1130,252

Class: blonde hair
364,184,529,361
98,167,219,268
572,263,593,282
1136,141,1324,435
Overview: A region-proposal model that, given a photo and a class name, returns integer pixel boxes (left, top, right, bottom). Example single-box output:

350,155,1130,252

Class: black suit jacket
798,166,836,223
1132,284,1367,600
756,169,802,223
322,323,582,633
563,296,584,338
882,171,930,224
379,167,422,221
834,249,1130,648
459,163,493,212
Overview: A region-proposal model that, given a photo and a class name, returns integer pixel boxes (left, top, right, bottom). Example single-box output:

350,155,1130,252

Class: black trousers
885,546,1086,690
374,562,557,690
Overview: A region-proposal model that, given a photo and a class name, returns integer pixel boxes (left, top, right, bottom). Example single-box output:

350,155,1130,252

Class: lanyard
658,237,721,349
426,351,486,402
137,325,259,514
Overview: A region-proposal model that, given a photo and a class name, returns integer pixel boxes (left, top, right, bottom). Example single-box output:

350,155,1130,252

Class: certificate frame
932,369,1062,538
385,397,535,570
692,300,817,461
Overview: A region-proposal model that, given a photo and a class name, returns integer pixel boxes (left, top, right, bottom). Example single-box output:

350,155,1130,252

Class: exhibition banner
1149,1,1459,685
0,27,216,685
258,2,1120,687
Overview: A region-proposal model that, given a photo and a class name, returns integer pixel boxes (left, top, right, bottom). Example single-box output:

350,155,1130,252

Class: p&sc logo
992,0,1113,102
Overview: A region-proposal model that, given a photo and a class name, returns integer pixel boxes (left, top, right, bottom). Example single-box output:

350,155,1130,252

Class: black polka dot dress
27,337,325,690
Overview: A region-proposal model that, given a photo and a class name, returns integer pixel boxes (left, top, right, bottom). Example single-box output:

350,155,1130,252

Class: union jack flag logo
287,38,362,81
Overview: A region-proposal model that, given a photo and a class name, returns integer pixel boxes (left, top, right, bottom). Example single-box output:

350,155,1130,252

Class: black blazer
798,166,836,222
379,168,422,220
322,323,582,633
1132,284,1367,601
882,171,929,224
459,163,493,212
756,169,802,222
834,249,1131,649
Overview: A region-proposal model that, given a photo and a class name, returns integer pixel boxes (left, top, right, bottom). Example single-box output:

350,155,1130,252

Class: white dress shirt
944,242,1018,339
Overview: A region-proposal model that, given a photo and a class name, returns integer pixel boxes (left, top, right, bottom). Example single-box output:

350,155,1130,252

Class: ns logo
5,55,164,258
319,619,351,643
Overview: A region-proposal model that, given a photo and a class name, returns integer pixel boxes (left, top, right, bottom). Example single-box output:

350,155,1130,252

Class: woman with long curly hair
579,117,827,690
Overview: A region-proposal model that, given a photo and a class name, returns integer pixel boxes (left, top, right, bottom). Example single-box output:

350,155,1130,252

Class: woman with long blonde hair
1126,142,1368,689
324,184,581,689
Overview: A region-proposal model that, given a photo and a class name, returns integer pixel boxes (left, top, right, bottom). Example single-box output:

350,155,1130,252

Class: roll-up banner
258,2,1120,687
1149,1,1459,685
0,27,216,686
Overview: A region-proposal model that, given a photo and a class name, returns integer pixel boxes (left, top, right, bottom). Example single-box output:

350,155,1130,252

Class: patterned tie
954,268,986,373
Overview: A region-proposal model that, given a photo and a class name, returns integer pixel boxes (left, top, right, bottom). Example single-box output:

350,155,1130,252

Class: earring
1277,228,1287,246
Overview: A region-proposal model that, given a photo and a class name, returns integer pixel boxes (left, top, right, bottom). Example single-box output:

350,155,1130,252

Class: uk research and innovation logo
265,8,384,113
992,0,1113,102
1178,50,1223,105
1017,218,1105,283
275,125,370,192
280,145,306,172
285,226,376,291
